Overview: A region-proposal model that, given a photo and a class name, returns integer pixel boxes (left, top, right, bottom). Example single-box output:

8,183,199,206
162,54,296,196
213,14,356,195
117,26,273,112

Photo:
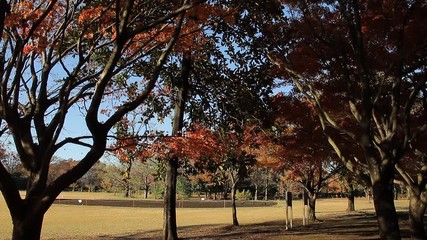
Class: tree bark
163,158,178,240
408,194,426,240
264,175,268,201
307,192,317,221
162,54,190,240
371,177,401,240
11,206,45,240
144,176,149,199
364,187,372,202
231,184,239,226
123,161,132,198
346,183,355,212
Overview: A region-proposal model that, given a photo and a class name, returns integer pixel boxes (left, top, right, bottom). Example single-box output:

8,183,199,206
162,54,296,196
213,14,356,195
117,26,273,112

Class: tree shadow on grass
100,211,416,240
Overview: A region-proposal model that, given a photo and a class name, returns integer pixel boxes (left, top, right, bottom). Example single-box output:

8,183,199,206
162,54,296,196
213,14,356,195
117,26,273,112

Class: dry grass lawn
0,192,411,239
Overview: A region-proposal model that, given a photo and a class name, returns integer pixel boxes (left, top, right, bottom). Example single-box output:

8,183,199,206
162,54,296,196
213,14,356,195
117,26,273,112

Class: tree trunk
231,184,239,226
223,183,229,200
371,178,401,239
11,208,45,240
254,184,258,201
264,176,268,201
364,187,372,202
307,192,317,221
346,183,355,212
163,158,178,240
123,161,132,198
408,194,426,240
145,186,149,199
124,181,131,198
162,54,190,240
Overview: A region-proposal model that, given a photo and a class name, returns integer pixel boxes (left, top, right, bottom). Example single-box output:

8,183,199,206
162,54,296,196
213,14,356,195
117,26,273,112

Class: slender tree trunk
145,181,149,199
364,187,371,202
307,192,317,221
264,176,268,201
231,184,239,226
123,161,132,198
163,158,178,240
408,194,426,240
124,180,130,198
162,54,190,240
254,184,258,201
223,183,229,200
371,176,401,239
346,183,355,212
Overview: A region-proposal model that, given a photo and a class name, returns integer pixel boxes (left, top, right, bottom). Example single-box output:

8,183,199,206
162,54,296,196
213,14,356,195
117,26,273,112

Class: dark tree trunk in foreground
11,208,44,240
408,194,427,240
396,154,427,239
163,54,190,240
163,158,179,240
371,176,401,240
0,2,191,239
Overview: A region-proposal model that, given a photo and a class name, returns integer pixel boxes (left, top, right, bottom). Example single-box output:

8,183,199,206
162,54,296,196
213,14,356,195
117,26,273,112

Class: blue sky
55,105,173,161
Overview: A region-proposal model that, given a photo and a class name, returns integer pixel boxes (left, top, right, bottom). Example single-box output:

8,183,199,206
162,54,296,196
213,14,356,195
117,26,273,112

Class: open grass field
0,192,414,239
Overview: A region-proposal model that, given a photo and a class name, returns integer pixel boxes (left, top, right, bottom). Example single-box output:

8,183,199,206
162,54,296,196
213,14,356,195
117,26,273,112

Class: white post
285,201,289,230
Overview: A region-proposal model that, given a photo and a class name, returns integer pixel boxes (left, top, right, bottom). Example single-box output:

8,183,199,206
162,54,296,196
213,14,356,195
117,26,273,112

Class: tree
336,168,365,213
191,155,225,199
147,123,219,239
0,147,19,174
152,2,279,237
111,116,147,198
79,161,105,192
395,142,427,238
0,1,200,239
250,136,282,201
269,93,346,221
267,1,427,239
47,158,78,185
176,175,192,199
131,159,157,198
216,125,258,226
250,167,266,201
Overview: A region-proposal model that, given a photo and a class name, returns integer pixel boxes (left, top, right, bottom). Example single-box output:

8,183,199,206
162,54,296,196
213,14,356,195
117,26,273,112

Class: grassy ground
0,192,412,239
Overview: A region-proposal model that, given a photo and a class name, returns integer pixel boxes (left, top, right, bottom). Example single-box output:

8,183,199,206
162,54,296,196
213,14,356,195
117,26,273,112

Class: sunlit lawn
0,192,410,240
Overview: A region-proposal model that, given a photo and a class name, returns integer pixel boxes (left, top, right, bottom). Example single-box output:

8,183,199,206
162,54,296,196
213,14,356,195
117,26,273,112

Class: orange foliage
4,1,67,53
112,138,139,163
150,124,220,163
